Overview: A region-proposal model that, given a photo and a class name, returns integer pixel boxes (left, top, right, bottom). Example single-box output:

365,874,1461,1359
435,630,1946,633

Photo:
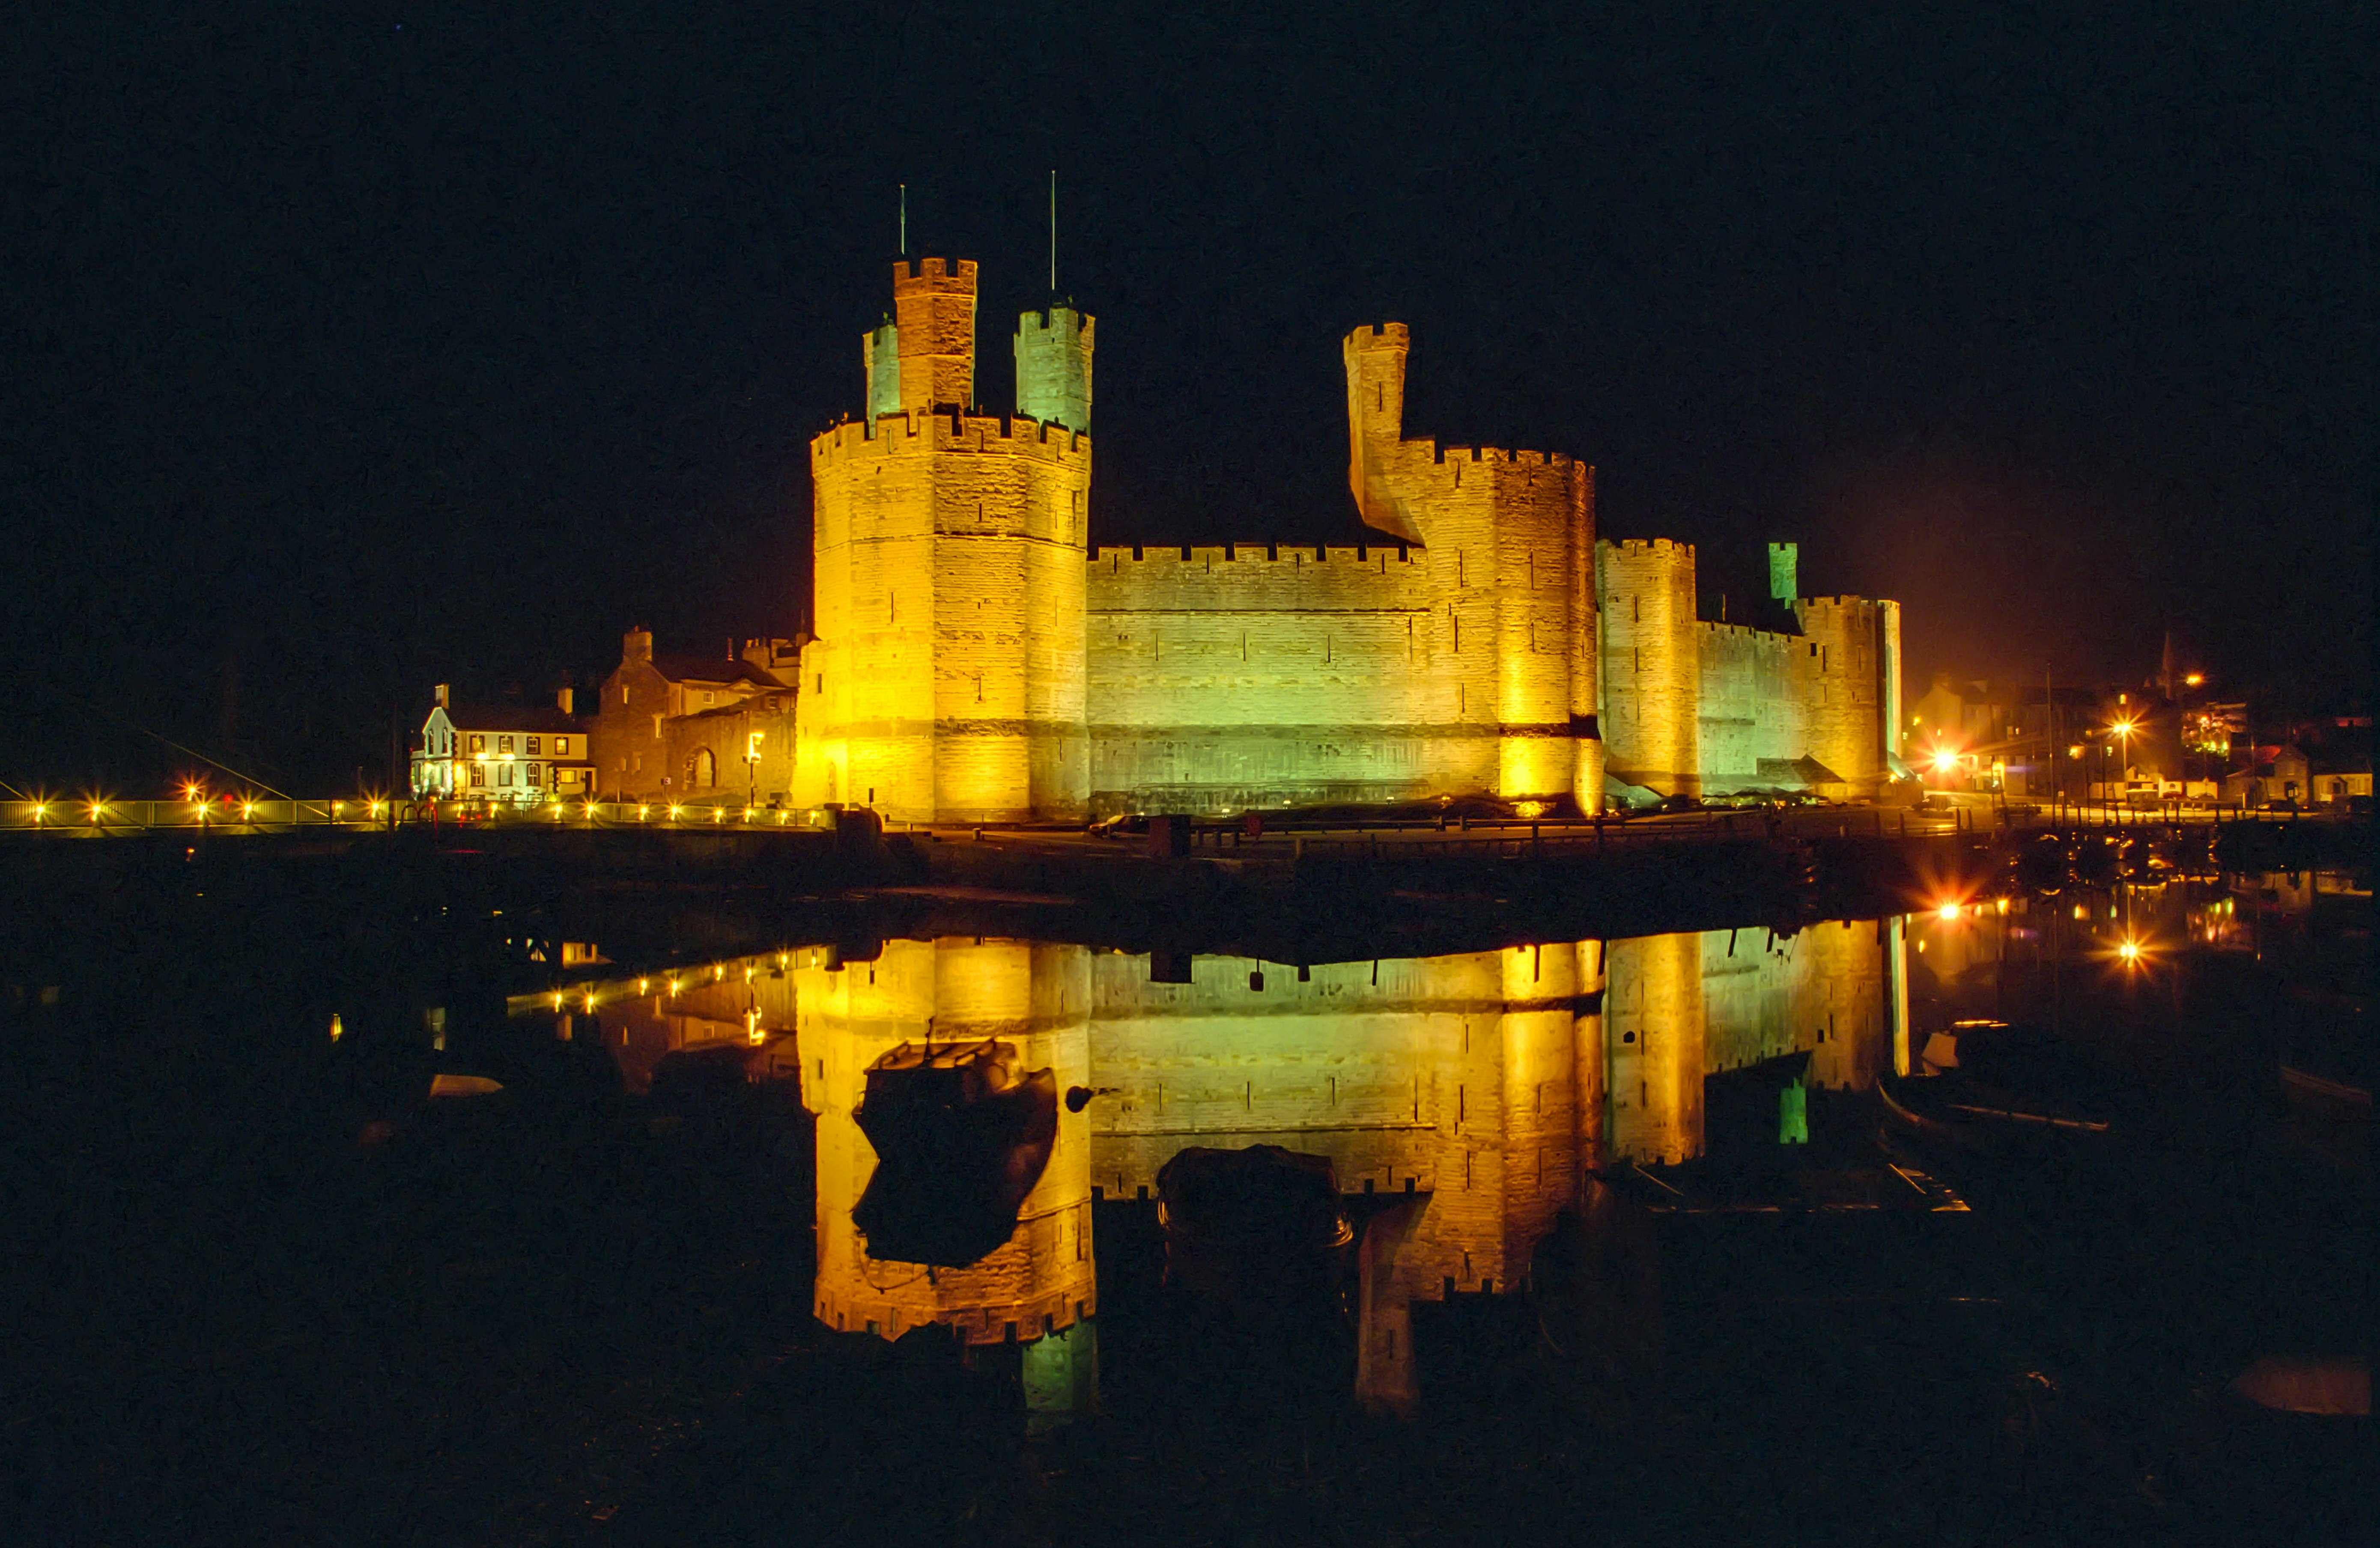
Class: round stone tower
800,259,1092,822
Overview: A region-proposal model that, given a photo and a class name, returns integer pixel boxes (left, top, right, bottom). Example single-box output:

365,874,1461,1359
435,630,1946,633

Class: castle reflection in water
582,917,1911,1374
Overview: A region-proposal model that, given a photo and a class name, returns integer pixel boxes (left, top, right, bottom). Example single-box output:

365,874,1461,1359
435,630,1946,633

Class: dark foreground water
2,854,2367,1546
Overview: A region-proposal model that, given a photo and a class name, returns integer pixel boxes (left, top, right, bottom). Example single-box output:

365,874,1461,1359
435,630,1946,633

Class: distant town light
1936,902,1960,921
2117,939,2143,965
2183,673,2204,687
1930,749,1958,774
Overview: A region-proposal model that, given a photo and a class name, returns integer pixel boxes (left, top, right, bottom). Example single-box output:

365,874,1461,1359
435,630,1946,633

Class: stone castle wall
1085,542,1474,812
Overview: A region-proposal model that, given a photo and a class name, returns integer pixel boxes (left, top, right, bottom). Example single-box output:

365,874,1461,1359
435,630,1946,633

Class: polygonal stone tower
1342,323,1602,809
796,259,1093,822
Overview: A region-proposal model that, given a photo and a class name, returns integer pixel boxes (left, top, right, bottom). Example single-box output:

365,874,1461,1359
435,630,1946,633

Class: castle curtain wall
1086,544,1460,813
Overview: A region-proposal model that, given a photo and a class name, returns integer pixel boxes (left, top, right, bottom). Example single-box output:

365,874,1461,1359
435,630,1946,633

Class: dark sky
5,3,2370,788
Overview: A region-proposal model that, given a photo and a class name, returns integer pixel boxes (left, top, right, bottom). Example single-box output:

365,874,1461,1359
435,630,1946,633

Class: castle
592,258,1905,818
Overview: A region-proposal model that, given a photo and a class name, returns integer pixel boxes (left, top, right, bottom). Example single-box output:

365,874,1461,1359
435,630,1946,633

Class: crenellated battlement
1349,321,1409,347
1604,537,1697,561
811,408,1090,468
1697,618,1792,642
1017,306,1093,336
1089,542,1416,567
891,256,978,291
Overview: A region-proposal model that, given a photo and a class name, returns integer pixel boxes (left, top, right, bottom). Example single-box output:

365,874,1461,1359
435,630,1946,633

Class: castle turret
892,257,978,414
1344,324,1420,544
1015,305,1094,432
863,318,901,420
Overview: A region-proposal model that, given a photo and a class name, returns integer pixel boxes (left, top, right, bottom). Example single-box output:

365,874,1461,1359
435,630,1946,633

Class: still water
6,859,2362,1543
497,871,2362,1435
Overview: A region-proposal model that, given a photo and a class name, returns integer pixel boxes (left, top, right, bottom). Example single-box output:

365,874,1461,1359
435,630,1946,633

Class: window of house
701,691,714,706
621,682,630,706
499,763,514,786
471,764,486,786
632,753,643,773
526,736,540,755
498,735,513,754
527,762,541,786
552,736,570,756
470,735,485,754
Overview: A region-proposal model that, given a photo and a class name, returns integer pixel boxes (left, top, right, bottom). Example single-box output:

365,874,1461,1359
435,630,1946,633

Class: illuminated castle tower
1598,538,1702,796
796,259,1092,822
1343,324,1602,807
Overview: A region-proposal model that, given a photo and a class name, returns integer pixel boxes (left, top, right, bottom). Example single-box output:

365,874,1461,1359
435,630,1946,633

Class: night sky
5,4,2369,789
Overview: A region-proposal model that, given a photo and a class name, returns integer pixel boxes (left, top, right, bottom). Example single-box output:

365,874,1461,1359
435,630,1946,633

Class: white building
412,686,593,806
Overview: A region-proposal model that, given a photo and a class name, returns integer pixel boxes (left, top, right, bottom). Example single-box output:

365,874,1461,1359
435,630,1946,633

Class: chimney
434,683,450,709
625,627,653,663
555,686,574,715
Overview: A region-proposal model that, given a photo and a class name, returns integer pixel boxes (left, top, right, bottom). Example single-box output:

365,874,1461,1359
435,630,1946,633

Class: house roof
649,655,785,689
443,706,584,735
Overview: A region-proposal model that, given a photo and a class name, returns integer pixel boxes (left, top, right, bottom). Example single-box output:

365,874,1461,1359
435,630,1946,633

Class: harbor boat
1882,1018,2117,1155
852,1037,1057,1267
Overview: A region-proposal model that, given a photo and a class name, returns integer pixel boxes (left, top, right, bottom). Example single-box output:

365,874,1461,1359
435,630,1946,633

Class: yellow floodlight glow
552,991,566,1010
1931,749,1959,774
2112,719,2135,738
666,978,679,995
242,802,256,819
668,805,683,821
638,977,650,993
2117,938,2143,965
745,1009,764,1045
2183,673,2204,687
1936,902,1961,921
639,805,651,821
